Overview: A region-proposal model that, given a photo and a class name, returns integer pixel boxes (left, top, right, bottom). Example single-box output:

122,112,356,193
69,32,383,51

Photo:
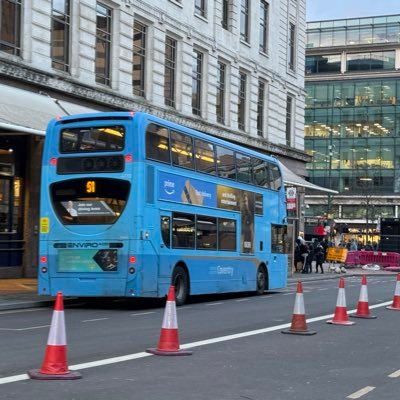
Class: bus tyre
172,266,189,306
256,265,267,295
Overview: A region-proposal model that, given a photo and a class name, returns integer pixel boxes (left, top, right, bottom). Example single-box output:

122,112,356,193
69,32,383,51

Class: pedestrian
299,240,309,273
304,243,314,274
294,239,303,272
315,245,325,273
349,239,358,251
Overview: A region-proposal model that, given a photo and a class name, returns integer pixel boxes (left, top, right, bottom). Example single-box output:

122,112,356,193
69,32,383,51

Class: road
0,275,399,399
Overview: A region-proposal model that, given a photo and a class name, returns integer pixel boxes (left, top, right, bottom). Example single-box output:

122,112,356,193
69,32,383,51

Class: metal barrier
345,251,400,267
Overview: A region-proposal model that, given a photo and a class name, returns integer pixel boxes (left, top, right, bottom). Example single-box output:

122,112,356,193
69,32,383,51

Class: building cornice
0,58,310,163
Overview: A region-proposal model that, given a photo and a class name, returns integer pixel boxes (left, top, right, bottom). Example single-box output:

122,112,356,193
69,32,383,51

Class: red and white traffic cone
282,281,316,335
351,275,377,319
146,286,192,356
28,292,81,380
386,273,400,311
327,277,355,325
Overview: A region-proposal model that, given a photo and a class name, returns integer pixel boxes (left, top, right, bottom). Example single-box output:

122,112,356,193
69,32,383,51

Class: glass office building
305,15,400,241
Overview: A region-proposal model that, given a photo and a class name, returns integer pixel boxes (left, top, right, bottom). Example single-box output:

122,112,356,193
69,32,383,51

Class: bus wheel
172,266,189,306
256,265,267,295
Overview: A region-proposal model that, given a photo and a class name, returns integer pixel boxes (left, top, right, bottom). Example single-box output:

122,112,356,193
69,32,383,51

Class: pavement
0,266,397,311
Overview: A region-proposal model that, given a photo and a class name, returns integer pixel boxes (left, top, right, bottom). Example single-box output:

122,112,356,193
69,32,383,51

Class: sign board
326,247,348,263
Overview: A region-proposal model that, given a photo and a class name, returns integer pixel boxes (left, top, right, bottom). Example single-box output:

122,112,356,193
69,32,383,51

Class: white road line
388,369,400,378
82,318,109,323
318,288,329,291
129,312,156,316
235,299,249,302
347,386,375,399
0,308,47,315
0,325,50,331
0,300,393,386
205,302,223,306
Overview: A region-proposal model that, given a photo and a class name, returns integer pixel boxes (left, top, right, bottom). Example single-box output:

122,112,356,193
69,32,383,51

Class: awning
279,162,338,194
0,83,99,135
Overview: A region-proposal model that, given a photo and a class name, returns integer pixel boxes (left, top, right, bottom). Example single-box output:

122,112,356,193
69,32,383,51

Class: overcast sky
306,0,400,22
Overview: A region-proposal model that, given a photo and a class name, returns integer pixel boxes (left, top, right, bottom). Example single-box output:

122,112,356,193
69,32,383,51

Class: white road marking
235,299,249,302
0,325,50,331
205,302,223,306
0,308,47,315
388,369,400,378
129,311,156,317
347,386,375,399
0,300,393,386
82,318,109,323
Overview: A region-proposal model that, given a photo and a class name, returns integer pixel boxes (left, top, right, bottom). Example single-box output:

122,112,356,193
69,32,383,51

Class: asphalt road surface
0,275,399,399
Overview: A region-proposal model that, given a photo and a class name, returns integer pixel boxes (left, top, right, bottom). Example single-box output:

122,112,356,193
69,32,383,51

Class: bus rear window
60,126,125,153
50,178,130,225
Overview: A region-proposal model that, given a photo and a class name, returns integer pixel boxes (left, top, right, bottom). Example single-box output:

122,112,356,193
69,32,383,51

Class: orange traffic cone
28,292,81,380
327,277,355,325
282,281,316,335
351,275,376,319
387,273,400,311
146,286,192,356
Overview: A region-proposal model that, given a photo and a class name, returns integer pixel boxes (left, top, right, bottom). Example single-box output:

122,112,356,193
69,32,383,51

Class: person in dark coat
315,245,325,273
304,243,314,274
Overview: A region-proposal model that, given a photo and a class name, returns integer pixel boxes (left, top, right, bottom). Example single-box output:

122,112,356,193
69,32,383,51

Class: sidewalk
0,267,397,311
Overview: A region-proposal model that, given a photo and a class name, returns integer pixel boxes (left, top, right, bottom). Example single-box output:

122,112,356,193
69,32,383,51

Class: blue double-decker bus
38,111,289,305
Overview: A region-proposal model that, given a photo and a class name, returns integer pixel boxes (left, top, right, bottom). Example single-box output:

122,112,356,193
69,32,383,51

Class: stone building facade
0,0,308,277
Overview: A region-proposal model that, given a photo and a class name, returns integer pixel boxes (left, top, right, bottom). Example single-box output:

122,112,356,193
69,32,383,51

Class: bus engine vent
57,155,125,174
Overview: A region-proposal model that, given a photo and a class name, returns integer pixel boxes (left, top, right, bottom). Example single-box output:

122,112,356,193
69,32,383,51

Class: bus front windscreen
50,178,130,225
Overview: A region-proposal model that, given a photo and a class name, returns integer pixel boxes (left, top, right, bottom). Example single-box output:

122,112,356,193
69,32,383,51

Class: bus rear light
40,256,48,263
41,267,48,273
129,256,137,264
50,158,57,166
129,111,135,116
125,154,133,163
129,267,136,274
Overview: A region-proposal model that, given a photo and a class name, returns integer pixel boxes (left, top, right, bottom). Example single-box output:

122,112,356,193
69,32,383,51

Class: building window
216,61,226,124
285,95,294,145
238,71,247,131
192,49,203,116
305,55,341,74
0,0,22,56
95,2,112,86
240,0,249,42
257,80,265,136
133,21,146,97
51,0,70,72
194,0,206,18
289,23,296,71
347,51,395,72
222,0,230,30
164,36,177,108
259,1,269,53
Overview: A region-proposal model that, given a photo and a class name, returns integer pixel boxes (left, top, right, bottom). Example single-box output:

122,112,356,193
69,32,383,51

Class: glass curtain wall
305,79,400,195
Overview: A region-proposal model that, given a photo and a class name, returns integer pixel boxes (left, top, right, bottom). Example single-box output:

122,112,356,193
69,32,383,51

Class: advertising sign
57,249,118,272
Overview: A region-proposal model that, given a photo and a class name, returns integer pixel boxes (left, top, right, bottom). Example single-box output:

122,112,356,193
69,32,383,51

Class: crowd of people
294,234,380,274
294,236,329,274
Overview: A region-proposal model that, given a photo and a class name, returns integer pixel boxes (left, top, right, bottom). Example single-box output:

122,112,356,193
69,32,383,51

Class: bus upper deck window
60,126,125,153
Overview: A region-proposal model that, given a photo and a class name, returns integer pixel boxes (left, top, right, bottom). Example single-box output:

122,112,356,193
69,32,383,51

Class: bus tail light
125,154,133,163
129,256,136,264
40,256,48,263
50,158,57,166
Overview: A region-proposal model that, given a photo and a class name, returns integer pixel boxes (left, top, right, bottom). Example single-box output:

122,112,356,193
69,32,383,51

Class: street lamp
327,143,335,218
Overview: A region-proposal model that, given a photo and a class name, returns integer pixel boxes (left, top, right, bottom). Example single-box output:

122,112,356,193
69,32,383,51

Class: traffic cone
28,292,82,380
386,273,400,311
327,277,355,325
282,281,316,335
146,286,192,356
351,275,377,319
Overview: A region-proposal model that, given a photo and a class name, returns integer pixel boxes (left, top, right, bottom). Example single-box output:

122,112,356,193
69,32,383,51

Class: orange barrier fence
345,251,400,267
